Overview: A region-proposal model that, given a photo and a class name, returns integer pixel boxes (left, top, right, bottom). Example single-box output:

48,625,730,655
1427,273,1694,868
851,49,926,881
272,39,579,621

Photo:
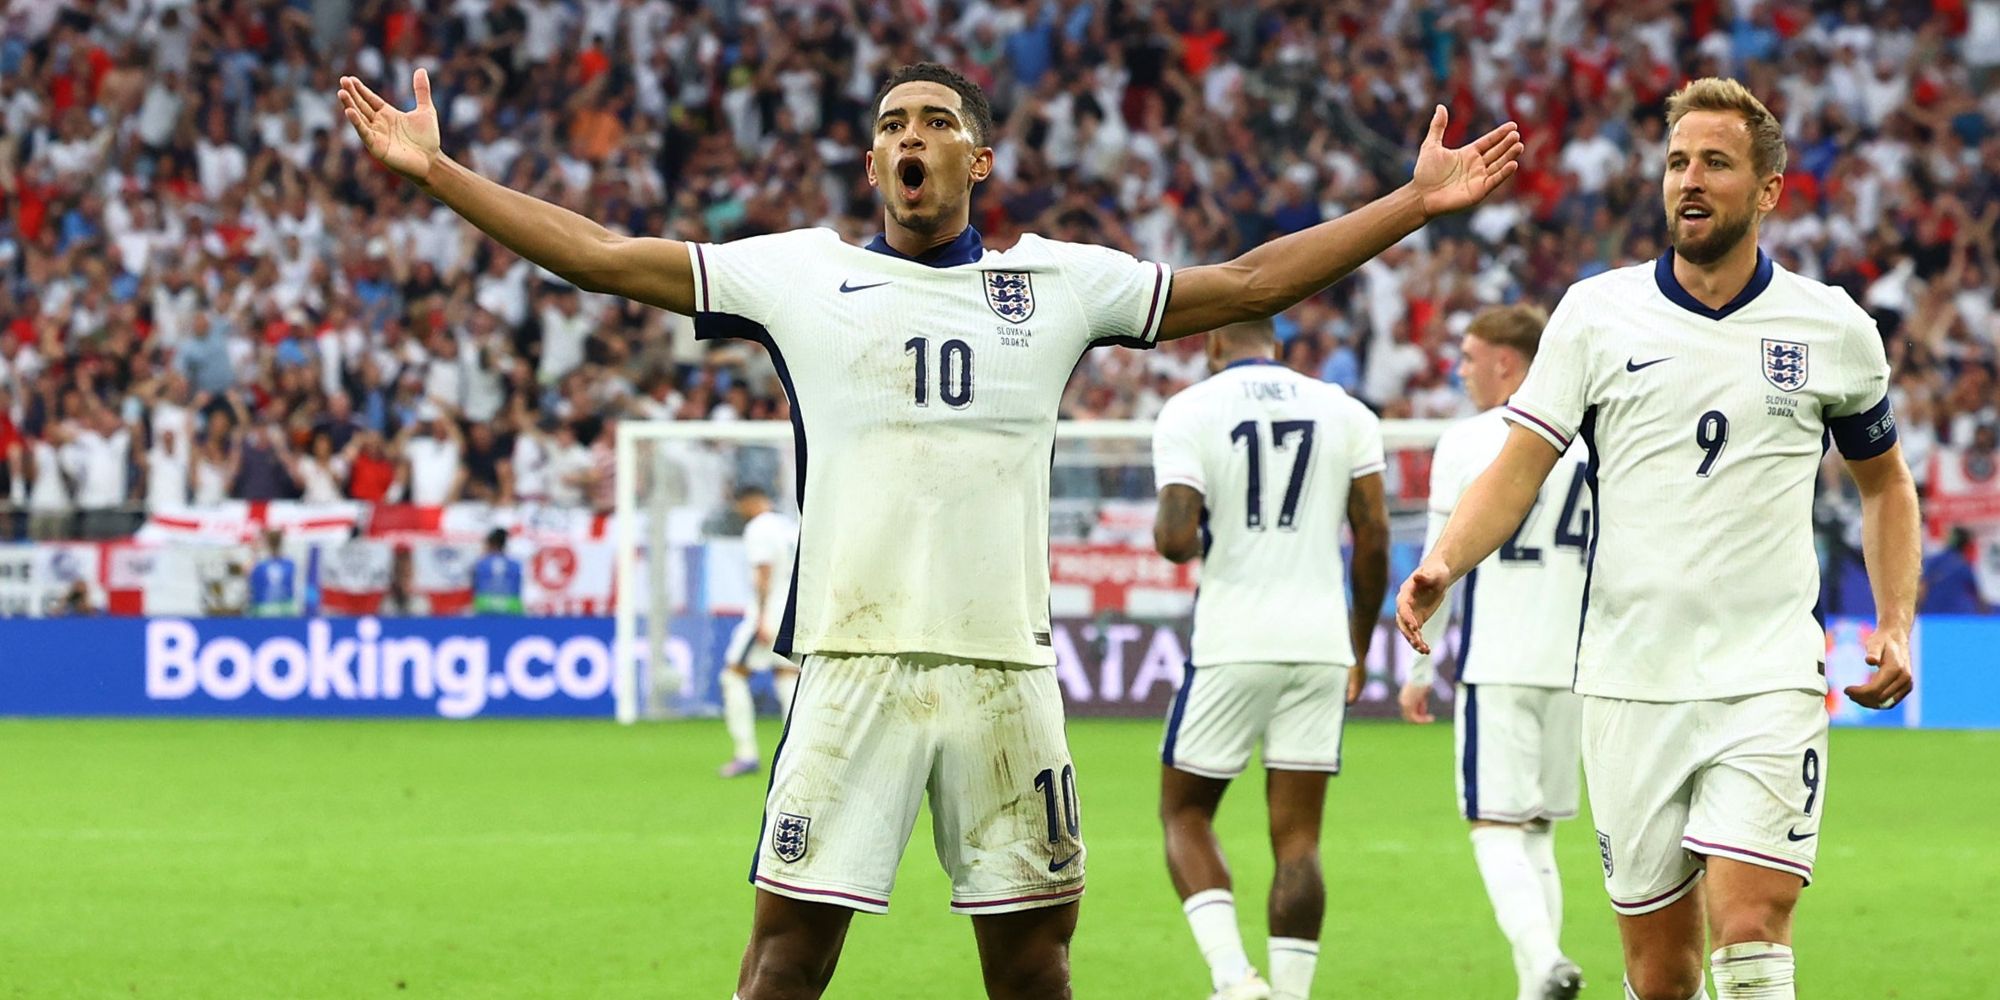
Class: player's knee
1710,895,1793,946
1625,964,1705,1000
981,957,1069,1000
737,951,830,1000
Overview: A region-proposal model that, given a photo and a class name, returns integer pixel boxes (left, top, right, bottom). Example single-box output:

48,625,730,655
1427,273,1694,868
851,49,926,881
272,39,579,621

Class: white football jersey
742,509,798,627
1415,408,1592,688
1152,360,1386,667
1504,251,1895,702
691,227,1173,665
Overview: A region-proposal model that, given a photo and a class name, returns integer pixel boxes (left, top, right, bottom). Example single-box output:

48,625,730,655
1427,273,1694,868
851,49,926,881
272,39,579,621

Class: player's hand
1345,664,1365,706
1844,626,1914,710
756,624,776,648
1396,558,1451,653
338,70,443,185
1398,680,1435,724
1409,106,1523,219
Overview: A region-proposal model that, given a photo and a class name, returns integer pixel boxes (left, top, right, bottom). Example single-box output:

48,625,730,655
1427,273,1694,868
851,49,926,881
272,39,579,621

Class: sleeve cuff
1092,262,1173,350
1155,473,1205,493
1350,461,1386,479
689,243,712,313
1502,404,1574,451
1828,395,1897,460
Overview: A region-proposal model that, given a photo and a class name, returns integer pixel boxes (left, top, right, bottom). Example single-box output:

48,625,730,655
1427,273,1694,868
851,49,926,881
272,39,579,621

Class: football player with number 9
1397,79,1920,1000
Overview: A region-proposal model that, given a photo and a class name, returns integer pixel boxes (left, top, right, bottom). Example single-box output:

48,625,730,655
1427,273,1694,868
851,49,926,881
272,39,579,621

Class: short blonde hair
1465,304,1548,363
1665,77,1788,177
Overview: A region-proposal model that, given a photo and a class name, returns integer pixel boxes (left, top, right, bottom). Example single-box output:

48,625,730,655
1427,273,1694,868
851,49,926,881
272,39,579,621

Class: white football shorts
1583,689,1828,915
1455,682,1583,824
750,652,1085,915
1160,661,1350,779
724,618,791,672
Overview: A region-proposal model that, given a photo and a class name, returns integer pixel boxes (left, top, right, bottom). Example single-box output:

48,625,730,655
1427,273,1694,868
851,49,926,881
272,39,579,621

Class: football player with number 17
1397,79,1919,1000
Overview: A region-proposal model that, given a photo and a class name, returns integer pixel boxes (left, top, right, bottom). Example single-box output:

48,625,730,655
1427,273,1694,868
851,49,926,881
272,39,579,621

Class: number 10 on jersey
906,337,974,408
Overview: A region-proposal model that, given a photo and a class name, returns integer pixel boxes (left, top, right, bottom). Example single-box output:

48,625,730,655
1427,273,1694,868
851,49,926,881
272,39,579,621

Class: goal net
613,418,1451,723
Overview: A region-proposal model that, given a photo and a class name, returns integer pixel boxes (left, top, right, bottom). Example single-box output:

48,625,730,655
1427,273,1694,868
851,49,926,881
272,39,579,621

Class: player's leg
1257,662,1348,1000
718,620,762,777
740,654,933,995
1263,769,1326,1000
1159,662,1281,997
772,662,799,716
734,890,855,1000
1616,890,1709,1000
971,901,1081,1000
1582,696,1710,1000
1528,688,1585,939
1458,684,1573,999
929,659,1087,997
1680,691,1826,1000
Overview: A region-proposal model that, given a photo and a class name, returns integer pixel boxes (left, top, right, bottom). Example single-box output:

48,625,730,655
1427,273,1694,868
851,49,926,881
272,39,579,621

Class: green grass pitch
2,718,1993,998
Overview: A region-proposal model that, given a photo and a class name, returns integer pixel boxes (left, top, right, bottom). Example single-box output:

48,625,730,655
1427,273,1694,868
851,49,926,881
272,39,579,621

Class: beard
1669,206,1755,265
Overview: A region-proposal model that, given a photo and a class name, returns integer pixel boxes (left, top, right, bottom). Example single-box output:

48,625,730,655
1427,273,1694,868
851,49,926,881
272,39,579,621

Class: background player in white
339,60,1522,999
1400,305,1590,1000
1151,320,1390,1000
719,484,801,778
1396,80,1918,1000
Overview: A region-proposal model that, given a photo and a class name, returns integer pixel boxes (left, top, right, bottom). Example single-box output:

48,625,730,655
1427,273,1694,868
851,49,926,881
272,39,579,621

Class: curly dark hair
871,62,994,147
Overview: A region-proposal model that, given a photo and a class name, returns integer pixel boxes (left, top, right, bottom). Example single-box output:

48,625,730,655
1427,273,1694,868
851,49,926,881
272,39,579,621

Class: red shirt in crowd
349,450,397,502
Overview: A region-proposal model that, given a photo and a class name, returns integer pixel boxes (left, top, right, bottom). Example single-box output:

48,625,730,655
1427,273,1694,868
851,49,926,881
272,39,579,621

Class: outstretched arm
1158,107,1522,340
338,70,696,314
1842,445,1919,709
1397,425,1558,651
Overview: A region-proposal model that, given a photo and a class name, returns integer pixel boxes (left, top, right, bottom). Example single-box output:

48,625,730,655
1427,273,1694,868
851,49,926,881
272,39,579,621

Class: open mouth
1678,203,1712,222
897,158,927,204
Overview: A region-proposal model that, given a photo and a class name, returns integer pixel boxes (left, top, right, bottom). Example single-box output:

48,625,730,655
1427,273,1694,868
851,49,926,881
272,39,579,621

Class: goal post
613,417,1452,724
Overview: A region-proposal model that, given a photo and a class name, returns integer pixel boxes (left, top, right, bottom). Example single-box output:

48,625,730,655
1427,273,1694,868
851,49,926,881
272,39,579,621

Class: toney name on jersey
1504,252,1894,703
1153,360,1385,667
690,227,1172,666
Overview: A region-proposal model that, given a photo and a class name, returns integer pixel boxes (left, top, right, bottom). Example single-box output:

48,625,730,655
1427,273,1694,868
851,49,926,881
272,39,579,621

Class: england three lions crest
983,271,1035,323
772,812,810,863
1762,339,1808,392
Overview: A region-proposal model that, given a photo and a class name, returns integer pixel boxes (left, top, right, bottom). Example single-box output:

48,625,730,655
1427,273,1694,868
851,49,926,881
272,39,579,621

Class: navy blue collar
1654,248,1774,321
1221,358,1280,371
864,227,986,268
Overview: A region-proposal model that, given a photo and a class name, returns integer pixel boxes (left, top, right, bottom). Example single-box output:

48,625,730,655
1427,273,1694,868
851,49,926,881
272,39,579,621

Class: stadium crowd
1,0,1998,583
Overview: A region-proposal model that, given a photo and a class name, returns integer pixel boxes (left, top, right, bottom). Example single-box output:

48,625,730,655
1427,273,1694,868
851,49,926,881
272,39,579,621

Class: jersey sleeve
1151,397,1206,494
1502,288,1594,451
1054,242,1174,350
687,230,826,340
1824,298,1897,460
743,518,784,568
1426,425,1467,517
1346,398,1387,479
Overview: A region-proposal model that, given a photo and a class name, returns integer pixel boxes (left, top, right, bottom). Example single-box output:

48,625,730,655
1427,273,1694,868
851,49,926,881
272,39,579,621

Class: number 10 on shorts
1035,765,1081,842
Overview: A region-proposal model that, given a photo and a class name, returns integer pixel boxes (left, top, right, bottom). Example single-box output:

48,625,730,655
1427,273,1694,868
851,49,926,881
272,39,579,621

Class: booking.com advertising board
0,612,1994,727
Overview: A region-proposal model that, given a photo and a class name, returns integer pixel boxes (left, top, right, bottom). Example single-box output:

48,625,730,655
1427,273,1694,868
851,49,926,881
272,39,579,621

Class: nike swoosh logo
1625,357,1672,372
839,279,892,293
1785,826,1814,842
1048,850,1081,873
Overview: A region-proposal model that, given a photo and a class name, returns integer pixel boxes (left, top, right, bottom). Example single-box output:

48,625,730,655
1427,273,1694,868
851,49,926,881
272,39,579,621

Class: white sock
1711,942,1793,999
720,670,757,761
1524,822,1564,940
1624,980,1711,999
1181,888,1253,990
1267,937,1318,1000
1471,825,1562,990
774,670,798,717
